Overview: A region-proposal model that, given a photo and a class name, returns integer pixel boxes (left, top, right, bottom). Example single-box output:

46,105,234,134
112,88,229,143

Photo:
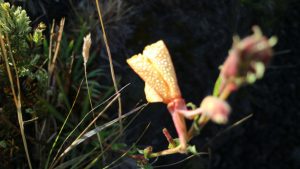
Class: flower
127,40,188,151
127,40,181,104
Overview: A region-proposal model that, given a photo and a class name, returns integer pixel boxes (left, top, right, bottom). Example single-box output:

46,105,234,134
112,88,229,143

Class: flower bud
200,96,231,124
220,26,277,90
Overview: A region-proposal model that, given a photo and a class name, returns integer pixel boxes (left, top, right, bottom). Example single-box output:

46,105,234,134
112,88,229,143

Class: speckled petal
144,83,163,102
127,53,169,102
143,40,181,101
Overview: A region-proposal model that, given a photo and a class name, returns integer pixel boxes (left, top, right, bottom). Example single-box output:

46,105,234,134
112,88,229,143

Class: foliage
0,1,31,58
0,1,137,169
0,1,47,114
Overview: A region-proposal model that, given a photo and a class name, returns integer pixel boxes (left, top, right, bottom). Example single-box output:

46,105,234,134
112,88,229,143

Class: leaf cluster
0,1,31,58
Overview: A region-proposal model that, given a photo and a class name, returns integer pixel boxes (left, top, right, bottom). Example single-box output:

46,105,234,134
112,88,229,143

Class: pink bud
240,35,273,65
220,26,276,91
200,96,231,124
220,49,240,92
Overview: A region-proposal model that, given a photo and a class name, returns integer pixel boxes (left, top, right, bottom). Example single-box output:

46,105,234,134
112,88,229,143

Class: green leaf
187,145,198,155
186,102,197,110
0,140,7,148
111,143,127,151
246,73,256,84
137,148,144,154
32,23,45,45
213,75,222,96
192,115,201,133
254,62,265,79
168,138,180,149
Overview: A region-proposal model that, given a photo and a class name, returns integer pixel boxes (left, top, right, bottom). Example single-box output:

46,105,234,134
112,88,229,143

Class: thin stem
94,0,123,133
148,146,182,158
48,20,55,79
50,18,65,71
219,83,232,100
83,63,105,164
187,115,209,141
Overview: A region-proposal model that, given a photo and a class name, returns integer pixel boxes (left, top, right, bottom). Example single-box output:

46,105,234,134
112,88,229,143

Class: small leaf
127,146,139,155
0,140,7,148
168,138,180,149
186,102,197,110
187,145,198,155
192,115,201,133
25,108,34,114
254,62,265,79
111,143,127,151
213,75,222,96
137,148,144,155
246,73,256,84
143,146,153,159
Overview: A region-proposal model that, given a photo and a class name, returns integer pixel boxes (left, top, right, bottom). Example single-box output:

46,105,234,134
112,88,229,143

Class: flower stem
148,146,182,158
219,83,232,100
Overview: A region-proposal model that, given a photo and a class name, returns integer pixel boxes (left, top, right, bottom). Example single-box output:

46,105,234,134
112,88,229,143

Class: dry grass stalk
0,33,33,169
94,0,123,133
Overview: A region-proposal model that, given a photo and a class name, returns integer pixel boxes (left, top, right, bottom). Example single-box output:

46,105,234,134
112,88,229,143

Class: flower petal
142,40,181,101
127,40,182,103
127,53,169,102
144,83,163,102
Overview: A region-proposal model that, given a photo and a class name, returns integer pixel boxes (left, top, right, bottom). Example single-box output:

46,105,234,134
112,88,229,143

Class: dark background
14,0,300,168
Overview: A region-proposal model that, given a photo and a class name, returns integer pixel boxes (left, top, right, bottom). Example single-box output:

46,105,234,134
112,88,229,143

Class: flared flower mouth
127,40,181,104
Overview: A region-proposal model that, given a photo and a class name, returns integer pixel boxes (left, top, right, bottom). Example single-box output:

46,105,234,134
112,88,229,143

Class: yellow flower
127,40,181,104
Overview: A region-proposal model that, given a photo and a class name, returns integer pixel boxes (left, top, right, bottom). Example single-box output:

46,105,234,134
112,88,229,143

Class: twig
51,18,65,71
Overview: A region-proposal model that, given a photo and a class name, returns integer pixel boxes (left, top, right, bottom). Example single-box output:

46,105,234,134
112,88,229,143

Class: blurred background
1,0,299,168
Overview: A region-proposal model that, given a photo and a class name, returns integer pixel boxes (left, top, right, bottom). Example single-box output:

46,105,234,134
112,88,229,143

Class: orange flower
127,40,188,151
126,40,181,104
